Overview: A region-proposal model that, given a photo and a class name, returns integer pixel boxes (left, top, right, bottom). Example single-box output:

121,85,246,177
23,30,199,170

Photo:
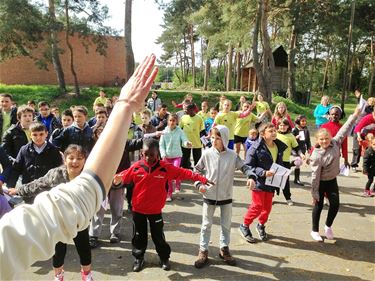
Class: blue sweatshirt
314,104,332,126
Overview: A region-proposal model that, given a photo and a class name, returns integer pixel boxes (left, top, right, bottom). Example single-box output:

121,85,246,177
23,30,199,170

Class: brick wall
0,32,125,86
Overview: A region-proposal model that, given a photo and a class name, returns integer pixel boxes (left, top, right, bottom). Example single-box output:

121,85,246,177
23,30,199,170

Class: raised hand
119,55,158,112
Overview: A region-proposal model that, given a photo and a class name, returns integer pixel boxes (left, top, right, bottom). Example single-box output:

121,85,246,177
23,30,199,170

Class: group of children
0,89,374,279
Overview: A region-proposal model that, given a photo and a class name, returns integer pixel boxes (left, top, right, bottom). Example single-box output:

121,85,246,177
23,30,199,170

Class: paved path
18,149,375,280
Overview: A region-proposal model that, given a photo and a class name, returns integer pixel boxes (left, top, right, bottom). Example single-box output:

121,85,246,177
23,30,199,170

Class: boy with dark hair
88,103,105,127
2,105,35,160
0,93,18,141
7,122,63,203
53,106,94,153
113,138,210,272
35,101,62,136
151,104,169,131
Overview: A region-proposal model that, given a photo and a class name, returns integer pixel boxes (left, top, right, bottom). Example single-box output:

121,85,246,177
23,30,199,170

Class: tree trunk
348,43,356,91
64,0,79,95
48,0,66,94
183,34,188,81
322,48,331,90
252,0,274,102
189,24,196,88
235,46,242,90
369,35,374,97
287,23,298,101
226,44,233,91
124,0,135,82
341,0,356,111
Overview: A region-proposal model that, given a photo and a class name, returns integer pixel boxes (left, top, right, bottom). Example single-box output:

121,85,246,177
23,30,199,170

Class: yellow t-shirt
94,97,107,106
256,101,270,115
24,129,31,142
214,111,240,140
234,113,257,137
133,112,143,125
277,132,299,162
2,111,11,136
266,143,278,162
197,111,209,122
180,115,204,148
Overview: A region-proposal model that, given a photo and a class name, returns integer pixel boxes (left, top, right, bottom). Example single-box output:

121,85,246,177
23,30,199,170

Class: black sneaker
159,258,171,271
256,223,268,241
238,224,256,243
89,236,99,249
133,258,145,272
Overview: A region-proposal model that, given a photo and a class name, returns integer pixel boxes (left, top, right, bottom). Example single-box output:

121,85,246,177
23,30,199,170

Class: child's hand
155,131,164,137
312,198,319,205
353,105,361,117
199,184,210,194
246,179,256,190
113,175,122,185
5,188,18,196
186,141,193,148
265,170,275,177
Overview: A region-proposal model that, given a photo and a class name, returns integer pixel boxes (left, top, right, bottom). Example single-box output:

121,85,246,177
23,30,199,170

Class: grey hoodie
195,125,256,204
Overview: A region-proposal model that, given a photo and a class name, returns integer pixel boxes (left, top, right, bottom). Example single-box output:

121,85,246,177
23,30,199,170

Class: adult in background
313,95,332,128
147,91,162,113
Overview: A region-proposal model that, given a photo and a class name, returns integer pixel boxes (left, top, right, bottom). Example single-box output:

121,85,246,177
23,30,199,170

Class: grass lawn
0,84,359,123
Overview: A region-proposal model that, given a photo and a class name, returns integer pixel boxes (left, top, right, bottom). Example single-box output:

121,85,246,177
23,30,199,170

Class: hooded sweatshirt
194,125,256,205
159,125,189,158
310,114,358,200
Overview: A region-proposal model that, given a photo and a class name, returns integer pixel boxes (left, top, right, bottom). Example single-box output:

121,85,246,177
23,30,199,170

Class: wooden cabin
241,45,288,92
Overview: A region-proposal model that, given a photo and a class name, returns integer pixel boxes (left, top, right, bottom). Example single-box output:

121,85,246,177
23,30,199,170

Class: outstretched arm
84,55,158,192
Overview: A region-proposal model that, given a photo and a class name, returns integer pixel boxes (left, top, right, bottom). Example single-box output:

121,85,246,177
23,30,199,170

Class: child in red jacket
113,138,209,273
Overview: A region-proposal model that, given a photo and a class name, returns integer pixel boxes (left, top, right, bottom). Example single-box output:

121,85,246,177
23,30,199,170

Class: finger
133,56,149,77
145,66,159,89
141,54,156,80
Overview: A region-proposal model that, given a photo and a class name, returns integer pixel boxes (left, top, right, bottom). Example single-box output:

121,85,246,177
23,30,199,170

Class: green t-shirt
2,111,11,136
180,115,204,148
234,113,257,137
266,143,278,162
133,112,143,125
256,101,270,115
277,132,299,162
214,111,240,140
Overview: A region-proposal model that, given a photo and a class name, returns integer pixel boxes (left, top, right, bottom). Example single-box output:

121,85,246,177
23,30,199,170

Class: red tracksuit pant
244,190,273,225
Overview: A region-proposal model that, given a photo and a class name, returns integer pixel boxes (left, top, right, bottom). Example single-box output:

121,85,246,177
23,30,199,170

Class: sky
100,0,164,63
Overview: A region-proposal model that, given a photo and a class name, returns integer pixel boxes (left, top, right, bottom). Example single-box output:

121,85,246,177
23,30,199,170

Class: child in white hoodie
193,125,256,268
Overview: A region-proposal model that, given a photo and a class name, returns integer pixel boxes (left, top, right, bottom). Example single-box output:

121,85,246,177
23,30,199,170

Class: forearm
84,103,133,193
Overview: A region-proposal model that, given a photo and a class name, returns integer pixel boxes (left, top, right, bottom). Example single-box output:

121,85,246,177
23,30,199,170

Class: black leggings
53,227,91,268
365,175,374,190
282,161,291,200
312,179,340,232
181,147,201,169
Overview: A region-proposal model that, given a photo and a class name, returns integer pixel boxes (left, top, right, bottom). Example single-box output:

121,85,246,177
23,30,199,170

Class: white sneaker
324,225,334,240
286,199,294,206
166,196,172,202
310,231,323,242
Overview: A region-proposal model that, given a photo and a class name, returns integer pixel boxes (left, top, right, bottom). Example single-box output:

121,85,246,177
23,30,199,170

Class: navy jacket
52,123,94,153
245,138,287,193
2,123,29,160
35,113,62,135
0,146,12,183
7,142,63,188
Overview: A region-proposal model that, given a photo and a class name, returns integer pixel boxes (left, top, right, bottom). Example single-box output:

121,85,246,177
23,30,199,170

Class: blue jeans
228,140,234,150
200,202,232,251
